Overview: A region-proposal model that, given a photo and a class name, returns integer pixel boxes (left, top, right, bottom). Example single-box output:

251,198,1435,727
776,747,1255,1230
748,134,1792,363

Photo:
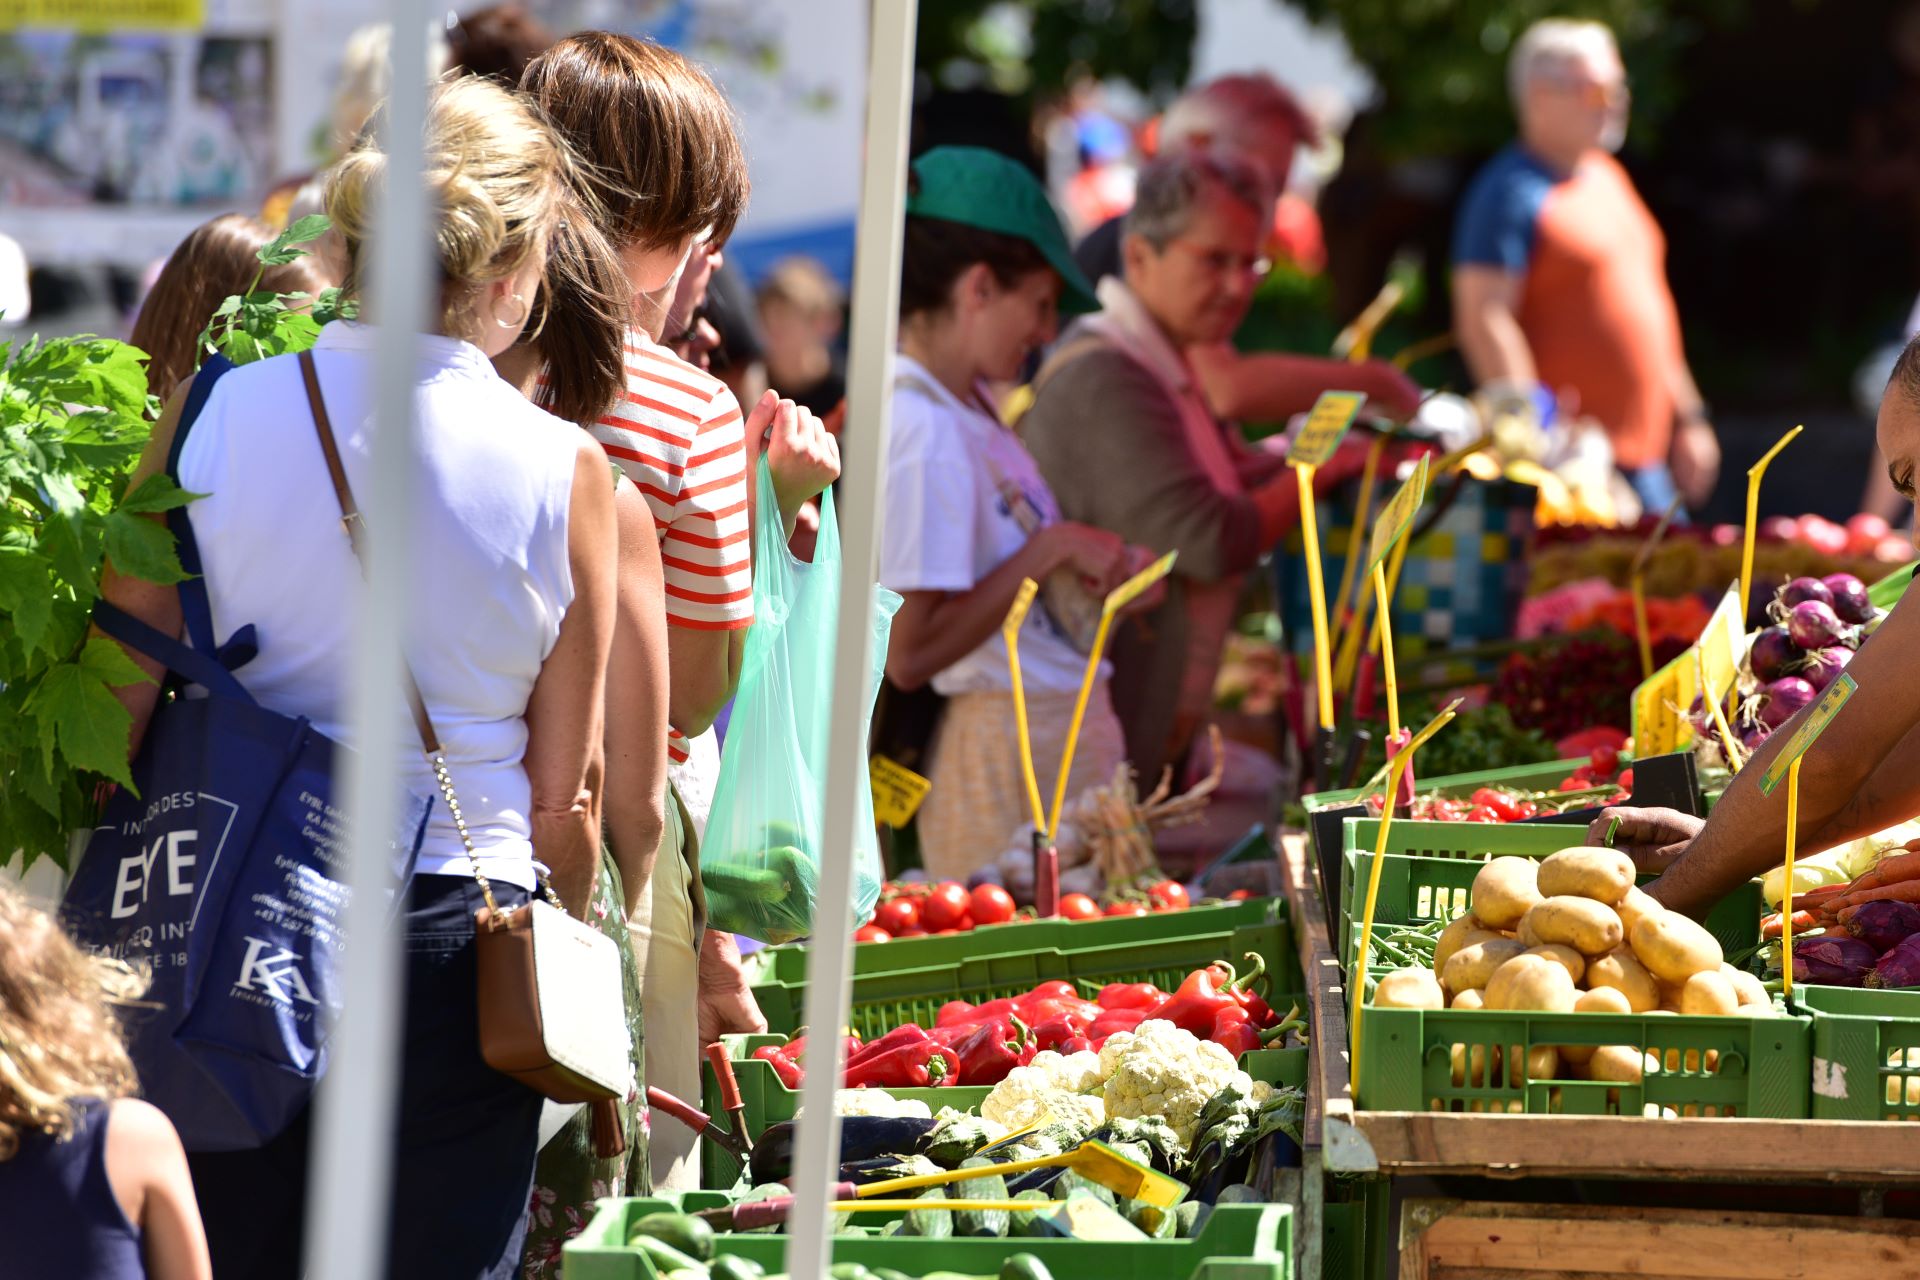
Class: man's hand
698,930,768,1047
1357,359,1424,420
1670,416,1721,509
756,390,841,527
1587,805,1704,874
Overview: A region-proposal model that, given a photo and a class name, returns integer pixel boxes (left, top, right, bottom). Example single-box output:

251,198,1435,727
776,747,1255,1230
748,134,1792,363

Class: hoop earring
496,295,530,329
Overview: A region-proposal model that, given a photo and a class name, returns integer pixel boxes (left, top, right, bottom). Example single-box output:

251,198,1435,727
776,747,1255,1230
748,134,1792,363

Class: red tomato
893,924,928,938
1588,744,1621,777
1103,902,1149,917
1469,787,1520,822
951,914,975,932
1227,889,1254,901
921,881,970,931
875,898,920,935
1059,893,1100,921
1146,881,1189,911
854,924,891,943
1616,768,1634,793
1464,805,1502,823
969,884,1017,926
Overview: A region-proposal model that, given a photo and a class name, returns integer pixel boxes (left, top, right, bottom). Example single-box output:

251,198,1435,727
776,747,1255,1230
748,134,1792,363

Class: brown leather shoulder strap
297,350,442,754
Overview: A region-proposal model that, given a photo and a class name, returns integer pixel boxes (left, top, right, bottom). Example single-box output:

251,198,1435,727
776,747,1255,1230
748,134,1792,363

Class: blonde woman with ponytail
96,75,616,1280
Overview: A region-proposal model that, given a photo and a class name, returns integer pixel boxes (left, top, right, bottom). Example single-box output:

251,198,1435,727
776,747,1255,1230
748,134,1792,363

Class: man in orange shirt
1453,19,1720,514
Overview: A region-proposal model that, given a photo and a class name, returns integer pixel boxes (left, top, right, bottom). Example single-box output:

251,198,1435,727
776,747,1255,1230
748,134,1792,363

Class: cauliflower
1098,1019,1252,1145
981,1050,1107,1131
800,1089,932,1120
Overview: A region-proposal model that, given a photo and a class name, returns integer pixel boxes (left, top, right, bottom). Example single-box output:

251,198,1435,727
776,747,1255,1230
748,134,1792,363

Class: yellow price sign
1105,551,1177,616
1366,454,1429,580
869,755,933,828
1630,586,1742,756
1001,578,1046,834
0,0,202,29
1758,673,1857,797
1286,391,1366,468
1740,425,1803,623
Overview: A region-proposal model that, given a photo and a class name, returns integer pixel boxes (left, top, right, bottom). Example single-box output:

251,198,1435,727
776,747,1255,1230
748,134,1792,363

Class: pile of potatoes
1371,846,1774,1094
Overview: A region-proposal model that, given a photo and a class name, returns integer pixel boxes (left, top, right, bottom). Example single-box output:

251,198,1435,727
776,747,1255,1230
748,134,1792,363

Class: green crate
1306,757,1591,814
747,899,1300,1040
1352,1003,1811,1117
1339,850,1764,973
700,1039,1311,1189
1321,1176,1389,1280
565,1194,1293,1280
1792,985,1920,1121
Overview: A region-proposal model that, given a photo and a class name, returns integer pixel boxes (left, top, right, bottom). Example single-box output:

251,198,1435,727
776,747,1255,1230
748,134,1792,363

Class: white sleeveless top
177,322,581,889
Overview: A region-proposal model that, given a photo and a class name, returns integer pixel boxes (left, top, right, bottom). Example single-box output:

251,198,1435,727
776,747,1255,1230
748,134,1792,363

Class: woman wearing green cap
879,146,1156,885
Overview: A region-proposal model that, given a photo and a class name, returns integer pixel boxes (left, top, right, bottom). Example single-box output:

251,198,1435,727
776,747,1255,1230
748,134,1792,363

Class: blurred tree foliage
1288,0,1752,158
917,0,1199,101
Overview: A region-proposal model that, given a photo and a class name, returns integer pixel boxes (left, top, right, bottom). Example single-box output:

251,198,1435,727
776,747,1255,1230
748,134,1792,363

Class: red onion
1747,626,1797,683
1823,573,1873,625
1758,676,1816,728
1868,933,1920,989
1787,599,1845,651
1794,935,1877,986
1737,722,1773,752
1844,901,1920,955
1779,576,1834,610
1799,645,1852,693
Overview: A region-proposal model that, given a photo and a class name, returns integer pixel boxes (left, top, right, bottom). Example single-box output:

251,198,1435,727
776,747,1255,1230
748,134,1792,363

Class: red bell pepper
752,1043,802,1089
1029,1018,1079,1054
1057,1035,1094,1055
1087,1006,1149,1042
1020,997,1100,1031
936,999,975,1026
939,996,1020,1029
848,1024,931,1067
1220,952,1279,1029
1146,962,1244,1038
1095,982,1164,1011
949,1018,1023,1086
1027,980,1077,1003
1208,1005,1290,1057
844,1027,958,1088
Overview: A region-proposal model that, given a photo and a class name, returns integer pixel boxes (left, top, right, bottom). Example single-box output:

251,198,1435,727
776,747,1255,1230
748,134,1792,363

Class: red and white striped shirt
592,329,753,763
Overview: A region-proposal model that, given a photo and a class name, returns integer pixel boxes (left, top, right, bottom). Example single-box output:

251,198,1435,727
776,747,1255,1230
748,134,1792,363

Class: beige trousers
628,786,703,1192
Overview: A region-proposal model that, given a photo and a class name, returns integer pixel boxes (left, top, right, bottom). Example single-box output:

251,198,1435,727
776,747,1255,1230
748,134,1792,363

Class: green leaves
104,509,188,584
259,213,332,265
197,213,341,370
26,656,138,790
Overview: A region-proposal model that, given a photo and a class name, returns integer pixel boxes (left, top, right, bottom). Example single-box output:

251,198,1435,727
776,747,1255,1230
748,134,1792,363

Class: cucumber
664,1270,706,1280
872,1270,915,1280
952,1157,1011,1237
709,1258,766,1280
626,1235,704,1276
1000,1255,1056,1280
829,1264,877,1280
903,1188,954,1238
629,1212,715,1262
1051,1171,1116,1208
1009,1189,1053,1238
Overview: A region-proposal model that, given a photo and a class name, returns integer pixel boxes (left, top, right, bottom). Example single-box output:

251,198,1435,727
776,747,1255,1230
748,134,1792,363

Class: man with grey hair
1022,150,1362,784
1453,18,1720,513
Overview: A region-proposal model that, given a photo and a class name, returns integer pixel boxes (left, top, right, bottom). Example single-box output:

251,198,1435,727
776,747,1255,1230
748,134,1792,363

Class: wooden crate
1400,1201,1920,1279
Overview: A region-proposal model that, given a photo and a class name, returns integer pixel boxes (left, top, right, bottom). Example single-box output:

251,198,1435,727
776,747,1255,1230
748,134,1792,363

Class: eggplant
747,1115,940,1185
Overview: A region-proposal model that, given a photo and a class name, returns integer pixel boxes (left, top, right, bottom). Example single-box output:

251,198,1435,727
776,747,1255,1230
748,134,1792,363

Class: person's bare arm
885,523,1126,692
107,1099,211,1280
95,383,192,756
603,479,670,918
1187,344,1424,423
1665,357,1720,508
522,438,619,918
1452,265,1537,387
666,627,746,739
1648,588,1920,916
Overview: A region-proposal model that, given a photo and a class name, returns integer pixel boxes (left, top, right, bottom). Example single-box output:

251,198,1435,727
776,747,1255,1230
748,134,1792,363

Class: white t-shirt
880,355,1092,696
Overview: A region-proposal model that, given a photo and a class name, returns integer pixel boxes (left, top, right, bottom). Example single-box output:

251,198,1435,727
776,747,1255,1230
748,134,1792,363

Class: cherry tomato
1227,889,1254,901
1616,768,1634,793
1103,902,1150,917
1059,893,1100,921
854,924,891,943
1469,787,1520,822
875,898,920,935
951,914,975,932
969,883,1017,926
1589,744,1621,777
893,924,928,938
921,882,971,931
1464,805,1501,823
1147,881,1189,911
1513,800,1540,819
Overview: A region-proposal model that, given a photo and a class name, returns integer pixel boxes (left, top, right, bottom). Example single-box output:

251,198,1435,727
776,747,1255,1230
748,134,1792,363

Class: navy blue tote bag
62,356,428,1152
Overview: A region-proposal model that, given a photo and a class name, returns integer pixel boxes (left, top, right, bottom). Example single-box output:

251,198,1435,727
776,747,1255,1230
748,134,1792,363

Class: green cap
905,145,1101,315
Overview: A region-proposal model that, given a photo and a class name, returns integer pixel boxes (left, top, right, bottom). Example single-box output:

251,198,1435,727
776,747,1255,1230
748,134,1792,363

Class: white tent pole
783,1,918,1276
303,1,431,1274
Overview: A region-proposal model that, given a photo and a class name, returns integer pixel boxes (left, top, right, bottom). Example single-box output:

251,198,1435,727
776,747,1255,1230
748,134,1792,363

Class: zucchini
1050,1171,1116,1208
709,1258,766,1280
953,1157,1011,1237
1174,1200,1208,1238
872,1270,915,1280
1001,1255,1056,1280
829,1265,877,1280
903,1188,954,1238
1215,1183,1261,1205
628,1212,715,1262
1009,1189,1053,1238
738,1182,794,1234
626,1235,704,1276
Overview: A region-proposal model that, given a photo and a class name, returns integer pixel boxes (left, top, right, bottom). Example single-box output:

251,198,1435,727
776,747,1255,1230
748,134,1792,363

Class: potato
1522,896,1625,956
1587,947,1660,1012
1485,953,1577,1012
1615,886,1662,938
1442,937,1529,993
1537,846,1636,904
1516,913,1544,948
1575,985,1632,1014
1373,967,1445,1010
1449,1041,1496,1088
1722,965,1770,1008
1470,856,1544,930
1450,988,1486,1011
1678,970,1739,1016
1658,983,1686,1014
1630,911,1724,984
1434,914,1502,974
1525,943,1586,985
1587,1045,1656,1084
1507,1044,1561,1086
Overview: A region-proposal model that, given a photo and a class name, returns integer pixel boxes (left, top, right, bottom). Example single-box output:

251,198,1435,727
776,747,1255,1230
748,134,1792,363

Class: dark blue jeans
187,874,541,1279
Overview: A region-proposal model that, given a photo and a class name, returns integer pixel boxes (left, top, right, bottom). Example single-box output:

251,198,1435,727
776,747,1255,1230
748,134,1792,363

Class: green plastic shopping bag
700,459,899,943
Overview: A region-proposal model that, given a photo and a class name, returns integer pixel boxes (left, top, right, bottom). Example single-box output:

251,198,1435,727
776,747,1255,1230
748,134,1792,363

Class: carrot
1762,909,1819,940
1838,850,1920,896
1789,885,1852,912
1825,880,1920,914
